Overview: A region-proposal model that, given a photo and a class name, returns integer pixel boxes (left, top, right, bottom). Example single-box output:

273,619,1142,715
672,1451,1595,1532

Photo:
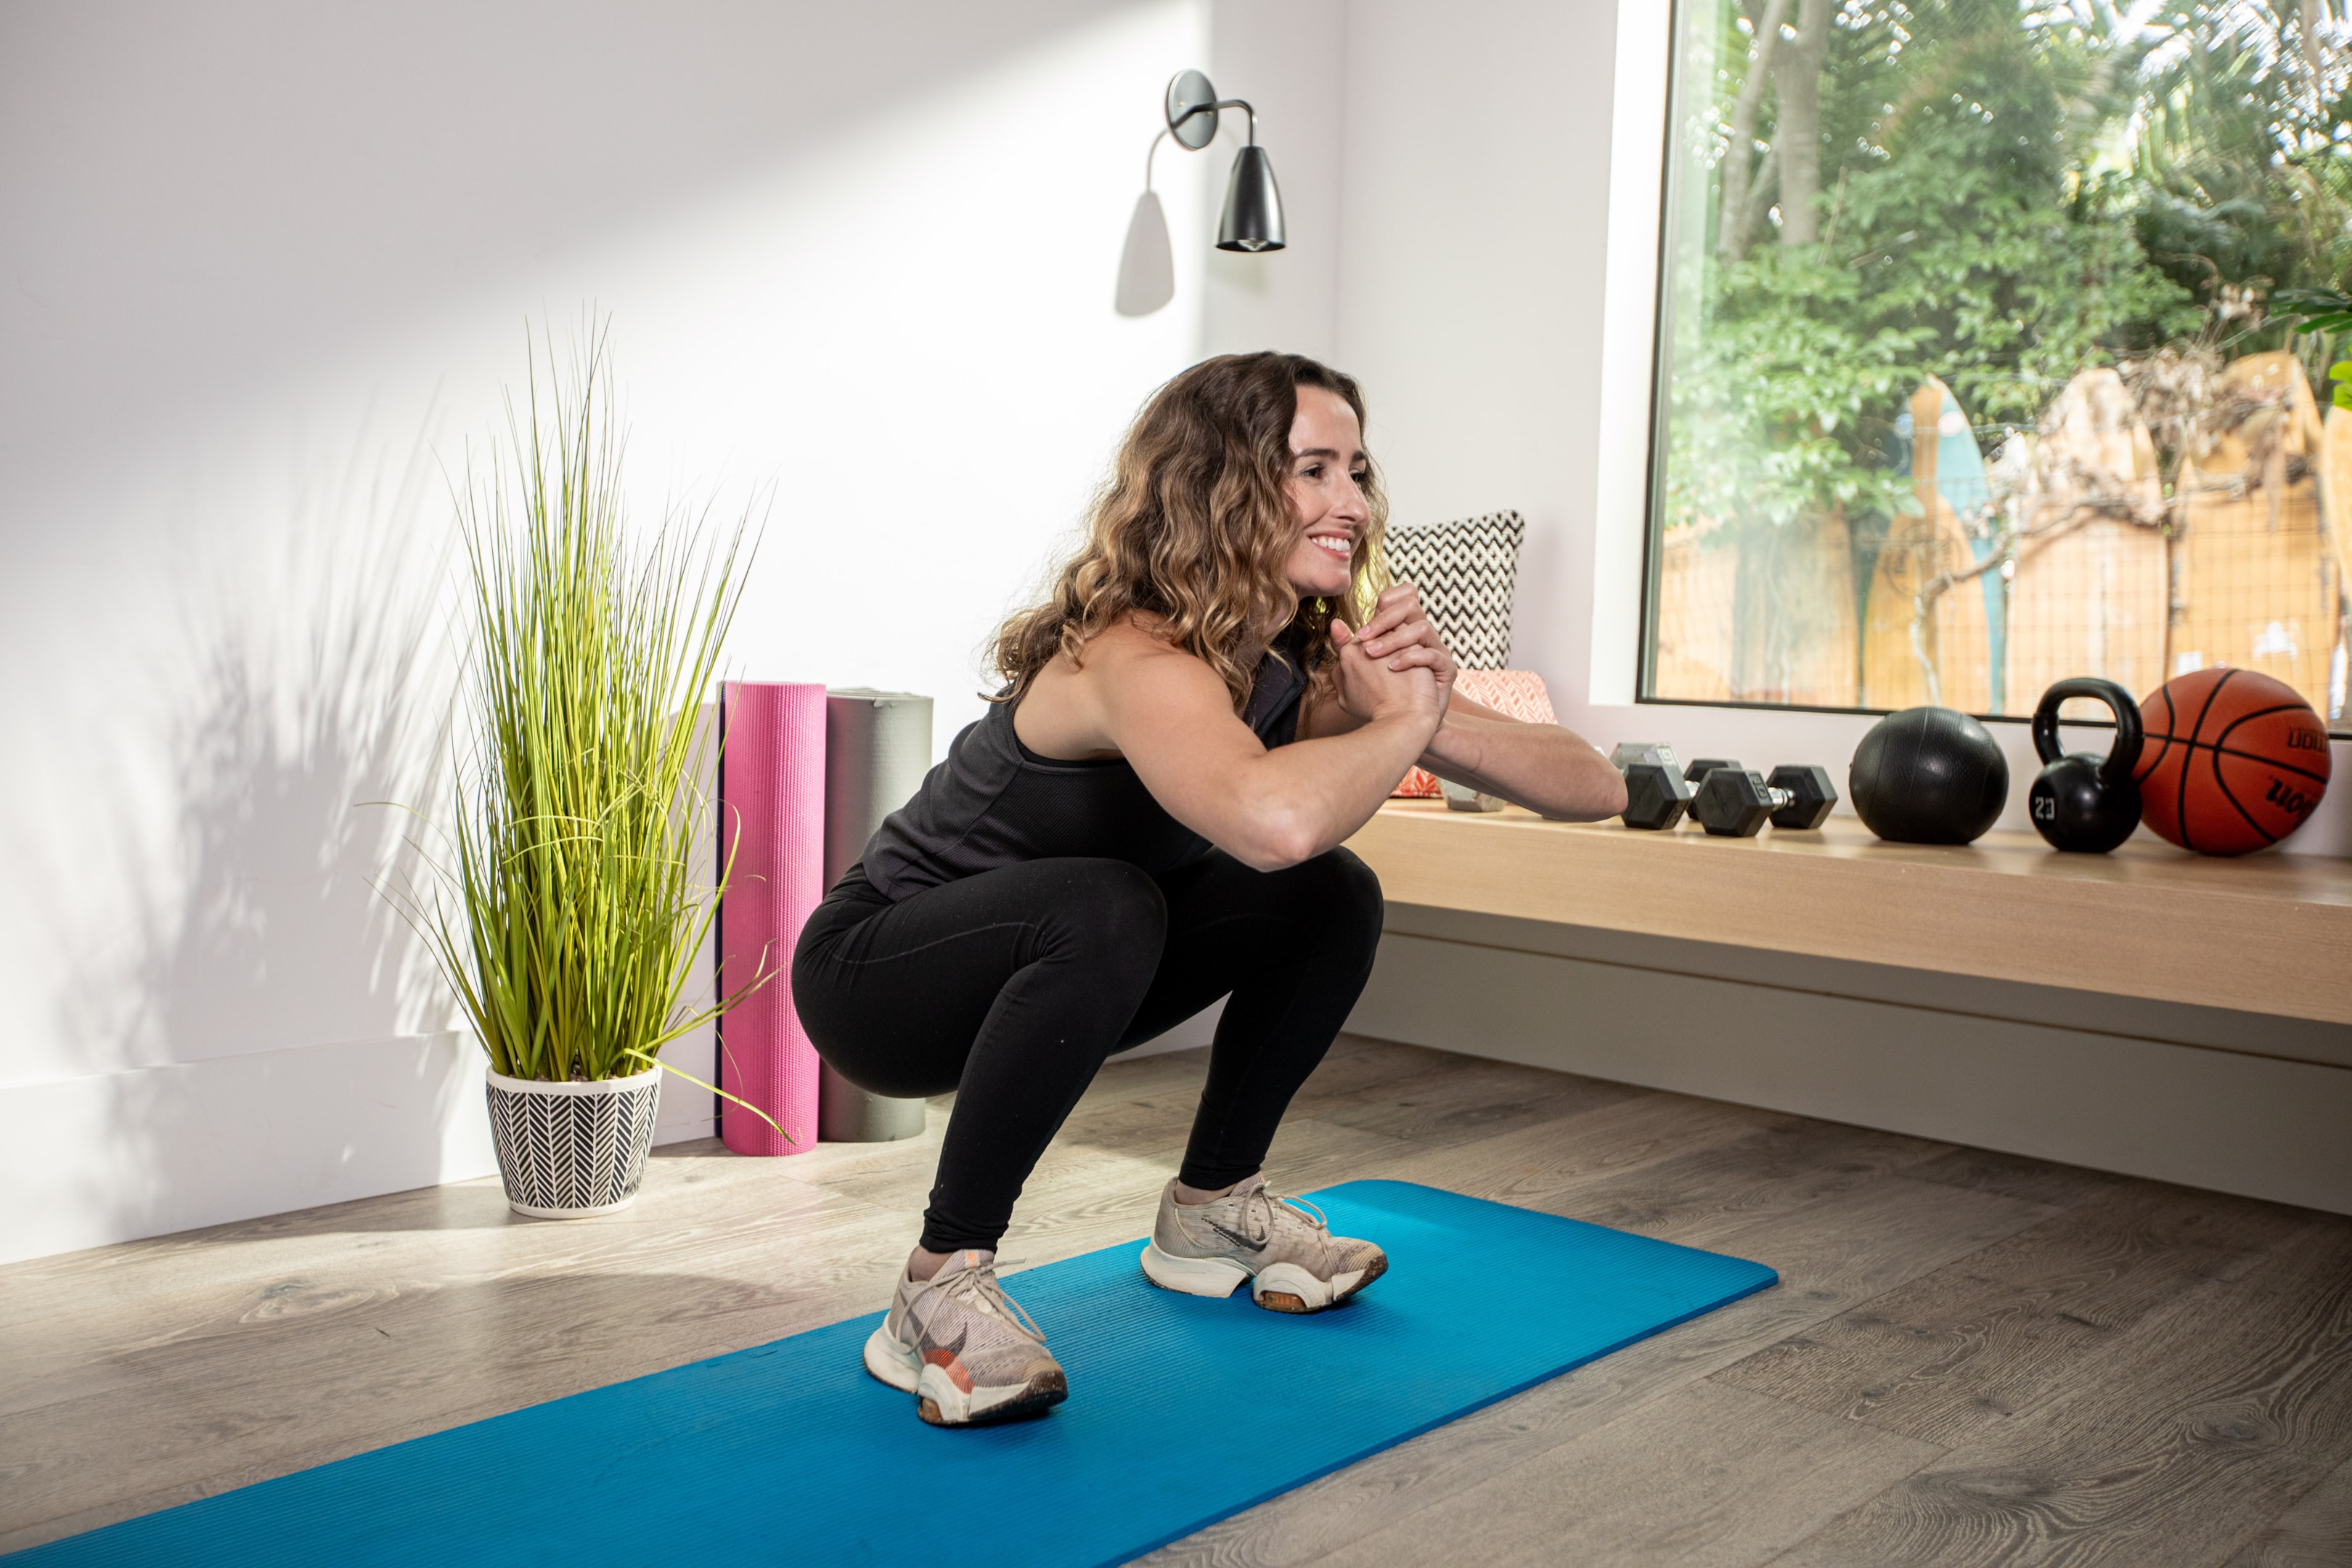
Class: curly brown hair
992,352,1389,710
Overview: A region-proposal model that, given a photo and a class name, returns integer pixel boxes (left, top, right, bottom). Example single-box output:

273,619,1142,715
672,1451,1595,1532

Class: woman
792,352,1625,1427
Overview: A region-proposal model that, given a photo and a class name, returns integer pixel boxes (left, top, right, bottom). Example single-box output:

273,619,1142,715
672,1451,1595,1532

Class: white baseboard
2,1032,724,1266
1,1033,491,1265
1349,914,2352,1216
651,1021,720,1146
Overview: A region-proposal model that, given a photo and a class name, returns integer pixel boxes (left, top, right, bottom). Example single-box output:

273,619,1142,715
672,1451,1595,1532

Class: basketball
2133,668,2332,855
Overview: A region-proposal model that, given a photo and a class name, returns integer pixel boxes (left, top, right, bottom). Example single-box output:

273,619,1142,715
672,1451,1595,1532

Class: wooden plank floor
4,1036,2349,1565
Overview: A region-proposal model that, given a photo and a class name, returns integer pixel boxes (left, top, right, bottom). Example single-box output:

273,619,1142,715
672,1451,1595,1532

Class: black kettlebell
2028,677,2143,853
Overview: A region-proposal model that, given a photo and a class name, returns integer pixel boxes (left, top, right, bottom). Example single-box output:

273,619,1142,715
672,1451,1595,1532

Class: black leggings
791,849,1384,1253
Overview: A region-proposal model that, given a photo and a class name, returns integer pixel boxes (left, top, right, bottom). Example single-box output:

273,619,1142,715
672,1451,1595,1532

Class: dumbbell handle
1696,765,1794,809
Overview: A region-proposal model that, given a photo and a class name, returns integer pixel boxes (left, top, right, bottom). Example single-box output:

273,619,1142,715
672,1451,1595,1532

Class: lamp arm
1143,127,1169,192
1168,95,1260,146
1211,98,1258,145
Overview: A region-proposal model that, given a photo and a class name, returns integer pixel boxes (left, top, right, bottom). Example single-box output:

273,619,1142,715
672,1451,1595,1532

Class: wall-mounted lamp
1115,70,1285,317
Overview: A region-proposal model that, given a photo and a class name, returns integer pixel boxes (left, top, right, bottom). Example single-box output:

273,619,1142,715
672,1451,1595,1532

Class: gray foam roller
818,688,935,1143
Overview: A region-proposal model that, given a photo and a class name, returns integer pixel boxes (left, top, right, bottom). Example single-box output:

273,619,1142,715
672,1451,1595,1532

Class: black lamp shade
1217,144,1285,253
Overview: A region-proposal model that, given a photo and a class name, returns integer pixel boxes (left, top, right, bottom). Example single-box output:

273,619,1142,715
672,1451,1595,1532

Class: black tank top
859,635,1310,900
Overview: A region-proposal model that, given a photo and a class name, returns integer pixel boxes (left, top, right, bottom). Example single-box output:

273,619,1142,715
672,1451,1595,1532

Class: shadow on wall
43,424,480,1248
4,0,1151,486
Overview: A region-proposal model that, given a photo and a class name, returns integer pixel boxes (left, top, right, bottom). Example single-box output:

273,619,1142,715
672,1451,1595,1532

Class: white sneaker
1140,1175,1388,1312
861,1249,1068,1426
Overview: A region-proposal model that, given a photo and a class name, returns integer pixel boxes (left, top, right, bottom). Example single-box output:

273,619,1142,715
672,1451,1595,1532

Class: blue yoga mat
15,1180,1773,1567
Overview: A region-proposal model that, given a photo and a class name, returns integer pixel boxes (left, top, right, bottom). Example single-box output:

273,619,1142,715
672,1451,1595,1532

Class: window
1643,0,2352,731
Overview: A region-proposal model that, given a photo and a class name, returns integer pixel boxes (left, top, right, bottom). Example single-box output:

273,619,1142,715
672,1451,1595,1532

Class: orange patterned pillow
1392,669,1558,797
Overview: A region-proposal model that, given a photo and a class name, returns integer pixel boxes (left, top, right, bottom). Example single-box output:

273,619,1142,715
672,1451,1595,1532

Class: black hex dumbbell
1685,759,1840,835
1610,742,1692,830
1762,764,1838,829
1690,767,1794,836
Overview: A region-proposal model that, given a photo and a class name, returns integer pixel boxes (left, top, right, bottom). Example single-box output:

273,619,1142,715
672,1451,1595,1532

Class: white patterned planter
485,1067,662,1218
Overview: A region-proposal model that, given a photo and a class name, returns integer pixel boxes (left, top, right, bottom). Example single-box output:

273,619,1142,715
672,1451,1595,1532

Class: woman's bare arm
1302,686,1625,821
1296,583,1625,822
1415,695,1627,820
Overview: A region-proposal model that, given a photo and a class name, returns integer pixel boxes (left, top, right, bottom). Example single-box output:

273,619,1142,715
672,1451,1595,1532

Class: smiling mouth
1309,534,1353,559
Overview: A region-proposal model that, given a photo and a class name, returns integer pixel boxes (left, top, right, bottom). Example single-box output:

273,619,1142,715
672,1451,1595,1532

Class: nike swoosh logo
1205,1220,1267,1253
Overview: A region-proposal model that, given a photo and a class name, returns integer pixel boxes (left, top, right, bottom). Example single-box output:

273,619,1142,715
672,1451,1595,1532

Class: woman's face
1282,385,1371,600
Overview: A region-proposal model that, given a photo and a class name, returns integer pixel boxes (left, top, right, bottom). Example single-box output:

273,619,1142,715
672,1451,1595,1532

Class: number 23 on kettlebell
2029,677,2144,853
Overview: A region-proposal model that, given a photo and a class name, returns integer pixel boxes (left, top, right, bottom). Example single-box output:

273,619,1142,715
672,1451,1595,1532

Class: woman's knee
1294,847,1384,954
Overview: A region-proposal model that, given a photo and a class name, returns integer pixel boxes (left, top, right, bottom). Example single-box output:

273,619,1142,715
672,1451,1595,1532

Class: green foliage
1665,0,2347,542
1833,6,2198,412
391,325,763,1093
2274,289,2352,407
2277,288,2352,335
2131,5,2352,317
1667,248,1927,533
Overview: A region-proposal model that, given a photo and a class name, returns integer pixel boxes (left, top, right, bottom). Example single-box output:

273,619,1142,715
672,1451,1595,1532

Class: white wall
1336,0,1615,703
11,0,2341,1264
0,0,1347,1262
1201,1,1348,362
1334,0,2352,856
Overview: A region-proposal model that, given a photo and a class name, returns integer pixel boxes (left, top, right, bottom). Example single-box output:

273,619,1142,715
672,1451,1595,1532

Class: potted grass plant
394,323,769,1217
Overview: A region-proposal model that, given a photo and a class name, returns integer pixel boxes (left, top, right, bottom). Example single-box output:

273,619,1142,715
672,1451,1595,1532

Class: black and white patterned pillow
1379,511,1525,670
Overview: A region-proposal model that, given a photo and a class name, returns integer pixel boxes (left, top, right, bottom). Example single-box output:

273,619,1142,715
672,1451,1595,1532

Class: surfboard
2324,404,2352,706
2003,367,2169,713
2171,351,2338,718
1862,378,1993,712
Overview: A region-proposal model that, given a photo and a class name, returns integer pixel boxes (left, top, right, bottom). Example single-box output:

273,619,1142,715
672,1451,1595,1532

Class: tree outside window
1646,0,2352,730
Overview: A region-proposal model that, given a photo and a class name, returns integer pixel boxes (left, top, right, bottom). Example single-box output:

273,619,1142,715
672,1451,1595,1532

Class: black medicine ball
1849,706,2010,845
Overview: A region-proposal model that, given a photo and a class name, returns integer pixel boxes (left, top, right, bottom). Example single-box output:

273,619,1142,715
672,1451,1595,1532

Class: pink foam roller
717,682,827,1155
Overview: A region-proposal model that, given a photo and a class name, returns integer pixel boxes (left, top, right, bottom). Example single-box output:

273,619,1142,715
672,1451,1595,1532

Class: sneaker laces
1235,1183,1329,1247
914,1261,1048,1345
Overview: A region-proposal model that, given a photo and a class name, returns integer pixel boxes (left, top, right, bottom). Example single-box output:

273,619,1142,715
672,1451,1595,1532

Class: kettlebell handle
2032,677,2143,785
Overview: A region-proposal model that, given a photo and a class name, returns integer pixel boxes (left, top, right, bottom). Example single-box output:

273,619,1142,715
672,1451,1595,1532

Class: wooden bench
1341,801,2352,1212
1347,800,2352,1024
